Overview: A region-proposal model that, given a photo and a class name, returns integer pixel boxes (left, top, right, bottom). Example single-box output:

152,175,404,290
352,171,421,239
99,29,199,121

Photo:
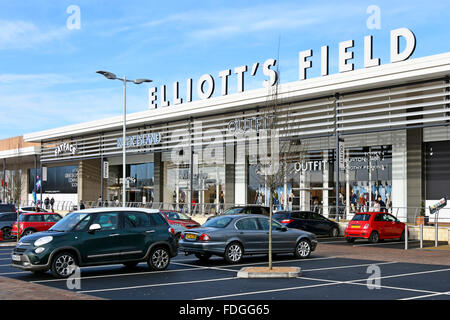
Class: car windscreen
164,211,191,220
273,212,289,220
202,216,233,228
221,208,244,215
50,212,91,231
352,214,371,221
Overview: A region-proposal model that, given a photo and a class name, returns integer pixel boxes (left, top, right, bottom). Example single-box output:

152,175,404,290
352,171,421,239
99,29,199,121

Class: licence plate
185,233,197,240
351,225,361,229
12,254,21,262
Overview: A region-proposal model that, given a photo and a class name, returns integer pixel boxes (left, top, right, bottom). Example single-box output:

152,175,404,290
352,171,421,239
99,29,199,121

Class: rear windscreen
273,213,289,220
352,214,371,221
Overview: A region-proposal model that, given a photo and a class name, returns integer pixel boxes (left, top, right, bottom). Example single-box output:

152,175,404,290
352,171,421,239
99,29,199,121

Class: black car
207,206,270,222
11,208,178,278
274,211,340,237
220,206,270,216
0,212,17,239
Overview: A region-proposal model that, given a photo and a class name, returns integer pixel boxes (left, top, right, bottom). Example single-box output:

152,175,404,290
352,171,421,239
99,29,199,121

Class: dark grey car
0,211,17,240
179,214,317,264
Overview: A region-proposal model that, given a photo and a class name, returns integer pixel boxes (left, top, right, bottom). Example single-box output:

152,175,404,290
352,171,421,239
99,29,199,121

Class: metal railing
8,199,450,225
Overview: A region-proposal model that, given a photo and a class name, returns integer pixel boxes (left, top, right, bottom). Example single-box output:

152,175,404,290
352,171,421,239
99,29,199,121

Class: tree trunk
269,188,273,270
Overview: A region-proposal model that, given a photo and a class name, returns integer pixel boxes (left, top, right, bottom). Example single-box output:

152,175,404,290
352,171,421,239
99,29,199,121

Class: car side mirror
88,223,101,233
277,226,288,232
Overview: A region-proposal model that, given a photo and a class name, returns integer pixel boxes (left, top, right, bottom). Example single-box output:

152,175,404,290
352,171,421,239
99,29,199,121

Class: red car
345,212,406,243
11,212,63,238
160,210,201,229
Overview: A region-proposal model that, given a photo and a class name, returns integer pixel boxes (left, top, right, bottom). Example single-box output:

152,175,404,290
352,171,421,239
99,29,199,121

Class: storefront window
29,166,78,194
106,162,154,204
346,145,392,214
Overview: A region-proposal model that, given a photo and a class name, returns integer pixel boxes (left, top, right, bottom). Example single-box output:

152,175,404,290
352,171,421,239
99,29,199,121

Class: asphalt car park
0,236,448,300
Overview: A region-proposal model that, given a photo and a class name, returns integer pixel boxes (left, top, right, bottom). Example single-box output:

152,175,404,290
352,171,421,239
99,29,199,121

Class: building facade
21,52,450,222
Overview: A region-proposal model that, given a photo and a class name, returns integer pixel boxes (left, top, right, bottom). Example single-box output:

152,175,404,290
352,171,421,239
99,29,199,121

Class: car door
310,212,331,235
120,211,152,259
234,217,265,253
82,212,123,263
383,213,399,238
372,213,386,237
26,214,45,232
257,217,291,252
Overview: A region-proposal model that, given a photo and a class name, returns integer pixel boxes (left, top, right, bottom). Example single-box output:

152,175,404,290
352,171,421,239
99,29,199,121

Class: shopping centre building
2,29,450,223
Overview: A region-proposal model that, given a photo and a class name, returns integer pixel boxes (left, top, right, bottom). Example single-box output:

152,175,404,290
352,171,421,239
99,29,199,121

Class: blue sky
0,0,449,139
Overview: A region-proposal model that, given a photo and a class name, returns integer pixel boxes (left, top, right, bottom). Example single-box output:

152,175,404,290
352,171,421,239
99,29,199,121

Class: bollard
435,210,439,247
420,223,423,249
404,224,408,250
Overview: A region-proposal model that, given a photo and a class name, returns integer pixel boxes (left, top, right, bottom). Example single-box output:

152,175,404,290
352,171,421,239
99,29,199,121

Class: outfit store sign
148,27,416,108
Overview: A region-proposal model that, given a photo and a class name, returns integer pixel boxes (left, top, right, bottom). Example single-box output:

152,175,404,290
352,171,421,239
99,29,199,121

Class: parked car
179,214,317,263
207,205,270,222
11,212,63,238
160,210,201,243
0,212,18,239
18,206,48,213
344,212,406,243
160,210,201,229
0,204,16,213
11,208,178,278
274,211,340,237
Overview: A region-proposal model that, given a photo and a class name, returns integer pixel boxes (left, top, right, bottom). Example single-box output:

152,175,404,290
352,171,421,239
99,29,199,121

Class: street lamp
96,70,152,208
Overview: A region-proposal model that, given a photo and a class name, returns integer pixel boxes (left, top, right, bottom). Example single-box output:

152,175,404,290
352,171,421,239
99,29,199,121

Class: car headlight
35,247,45,254
34,236,53,247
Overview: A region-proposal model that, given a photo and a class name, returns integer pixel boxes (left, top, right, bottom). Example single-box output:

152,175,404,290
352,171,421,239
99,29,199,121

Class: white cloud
0,20,69,50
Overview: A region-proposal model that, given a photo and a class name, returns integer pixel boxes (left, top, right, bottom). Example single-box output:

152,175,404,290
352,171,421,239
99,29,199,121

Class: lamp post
96,71,152,208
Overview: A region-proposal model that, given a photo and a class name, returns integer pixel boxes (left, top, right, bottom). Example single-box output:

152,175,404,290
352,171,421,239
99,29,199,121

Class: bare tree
254,60,298,270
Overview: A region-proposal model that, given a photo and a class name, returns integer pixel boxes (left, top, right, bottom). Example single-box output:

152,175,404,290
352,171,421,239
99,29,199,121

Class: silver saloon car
179,214,317,264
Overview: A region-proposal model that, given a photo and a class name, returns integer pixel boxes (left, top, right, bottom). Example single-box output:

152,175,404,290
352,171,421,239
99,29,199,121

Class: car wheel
369,231,380,243
224,242,243,264
329,227,339,237
294,239,311,259
123,262,139,268
51,252,78,278
147,247,170,271
2,227,11,239
195,253,212,261
346,237,355,243
22,229,35,237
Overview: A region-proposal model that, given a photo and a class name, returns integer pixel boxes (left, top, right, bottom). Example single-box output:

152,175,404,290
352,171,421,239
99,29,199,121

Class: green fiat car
11,208,178,278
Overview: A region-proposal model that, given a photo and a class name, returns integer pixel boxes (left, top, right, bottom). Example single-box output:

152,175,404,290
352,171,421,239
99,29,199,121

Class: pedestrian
358,193,365,212
288,191,294,211
44,197,50,210
97,196,102,207
50,197,55,212
79,201,85,210
219,191,224,214
377,195,386,212
373,199,381,212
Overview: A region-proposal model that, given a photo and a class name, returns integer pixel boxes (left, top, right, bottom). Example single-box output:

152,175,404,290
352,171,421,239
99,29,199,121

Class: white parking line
196,266,450,300
303,261,397,272
77,276,237,294
32,266,209,283
353,240,418,247
400,291,450,300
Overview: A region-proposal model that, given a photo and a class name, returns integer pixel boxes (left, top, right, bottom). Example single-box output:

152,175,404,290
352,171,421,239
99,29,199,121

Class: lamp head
96,70,117,80
133,78,152,84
